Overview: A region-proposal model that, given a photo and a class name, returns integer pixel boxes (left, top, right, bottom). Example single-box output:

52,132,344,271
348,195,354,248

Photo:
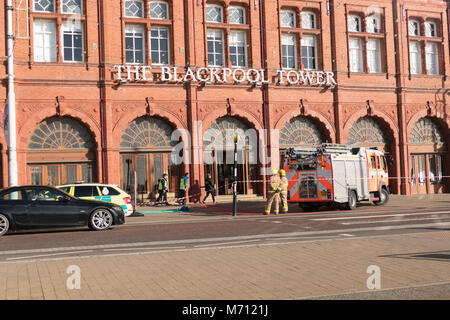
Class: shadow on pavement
380,250,450,262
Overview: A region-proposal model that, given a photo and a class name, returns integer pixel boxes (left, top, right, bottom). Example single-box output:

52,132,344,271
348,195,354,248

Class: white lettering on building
112,65,337,86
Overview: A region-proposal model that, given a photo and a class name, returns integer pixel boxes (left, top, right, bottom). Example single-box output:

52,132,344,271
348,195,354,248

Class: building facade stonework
0,0,449,199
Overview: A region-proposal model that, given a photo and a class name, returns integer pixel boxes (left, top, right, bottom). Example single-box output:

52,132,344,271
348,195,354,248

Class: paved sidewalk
0,230,449,300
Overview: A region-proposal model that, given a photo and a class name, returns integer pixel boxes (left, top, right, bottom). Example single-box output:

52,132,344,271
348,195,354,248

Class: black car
0,185,125,236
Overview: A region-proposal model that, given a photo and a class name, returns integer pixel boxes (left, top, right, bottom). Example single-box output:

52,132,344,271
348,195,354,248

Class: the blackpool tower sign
112,65,337,86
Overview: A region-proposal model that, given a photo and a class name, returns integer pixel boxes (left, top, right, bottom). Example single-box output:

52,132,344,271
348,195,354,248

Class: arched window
228,6,245,24
281,9,296,28
348,15,361,32
149,0,169,20
124,0,144,18
301,11,316,29
206,4,224,23
279,117,323,147
366,15,380,33
408,19,420,36
120,117,175,150
347,117,387,145
425,21,437,37
205,117,252,148
28,117,94,150
409,117,444,144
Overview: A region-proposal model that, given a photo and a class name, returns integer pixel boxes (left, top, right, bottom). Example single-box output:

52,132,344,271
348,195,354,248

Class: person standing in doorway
201,174,216,204
264,168,281,215
156,173,169,206
279,169,289,213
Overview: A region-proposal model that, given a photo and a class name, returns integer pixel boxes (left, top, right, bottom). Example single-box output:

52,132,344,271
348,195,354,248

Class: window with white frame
61,0,82,14
149,1,168,20
349,37,363,72
301,35,316,70
425,42,439,75
367,39,381,73
61,21,84,62
207,29,224,66
408,20,420,36
281,33,297,69
366,15,381,33
34,0,55,12
33,20,57,62
229,31,247,67
228,6,245,24
409,41,422,74
425,21,437,37
125,24,145,64
348,15,361,32
150,26,170,65
301,12,316,29
124,0,144,18
206,5,223,23
280,10,296,28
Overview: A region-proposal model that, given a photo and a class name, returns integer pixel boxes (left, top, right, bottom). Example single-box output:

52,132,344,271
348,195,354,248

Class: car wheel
373,189,389,206
0,214,10,236
89,209,113,231
345,191,357,210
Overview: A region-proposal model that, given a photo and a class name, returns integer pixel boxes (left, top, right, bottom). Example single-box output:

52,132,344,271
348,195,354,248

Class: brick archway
201,107,263,135
342,108,400,193
112,107,187,148
407,109,450,140
18,107,100,151
342,109,399,143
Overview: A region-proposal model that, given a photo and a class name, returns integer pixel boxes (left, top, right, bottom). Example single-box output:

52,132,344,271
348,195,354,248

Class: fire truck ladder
286,144,352,157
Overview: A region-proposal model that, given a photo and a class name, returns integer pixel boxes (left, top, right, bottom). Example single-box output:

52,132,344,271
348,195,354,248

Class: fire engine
282,144,390,211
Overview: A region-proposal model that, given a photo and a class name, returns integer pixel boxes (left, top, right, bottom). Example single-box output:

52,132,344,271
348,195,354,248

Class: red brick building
1,0,449,200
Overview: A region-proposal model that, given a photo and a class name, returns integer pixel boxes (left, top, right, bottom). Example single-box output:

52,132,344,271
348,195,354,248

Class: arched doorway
204,116,259,195
120,116,181,199
27,116,96,185
347,116,397,193
409,117,447,194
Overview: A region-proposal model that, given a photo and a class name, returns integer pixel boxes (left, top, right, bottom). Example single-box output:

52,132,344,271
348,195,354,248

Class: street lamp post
233,135,238,217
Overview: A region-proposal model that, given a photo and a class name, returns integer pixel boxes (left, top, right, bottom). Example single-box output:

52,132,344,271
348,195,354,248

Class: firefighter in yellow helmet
279,169,288,213
264,168,281,215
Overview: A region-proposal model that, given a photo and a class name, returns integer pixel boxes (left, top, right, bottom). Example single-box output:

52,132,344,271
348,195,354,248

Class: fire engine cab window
370,156,376,169
376,156,382,169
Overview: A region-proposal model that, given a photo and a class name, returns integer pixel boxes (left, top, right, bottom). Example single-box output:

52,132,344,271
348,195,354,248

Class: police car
56,183,134,217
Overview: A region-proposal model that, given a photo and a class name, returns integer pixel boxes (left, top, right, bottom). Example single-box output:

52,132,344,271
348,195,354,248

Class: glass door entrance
410,153,445,194
204,149,258,195
121,153,181,200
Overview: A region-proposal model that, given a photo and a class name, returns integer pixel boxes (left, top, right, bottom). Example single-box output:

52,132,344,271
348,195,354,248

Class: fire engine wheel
373,189,389,206
345,191,357,210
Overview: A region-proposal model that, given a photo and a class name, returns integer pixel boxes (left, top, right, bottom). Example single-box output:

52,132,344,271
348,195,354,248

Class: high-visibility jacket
158,178,168,191
268,175,281,193
180,177,186,190
280,177,288,194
